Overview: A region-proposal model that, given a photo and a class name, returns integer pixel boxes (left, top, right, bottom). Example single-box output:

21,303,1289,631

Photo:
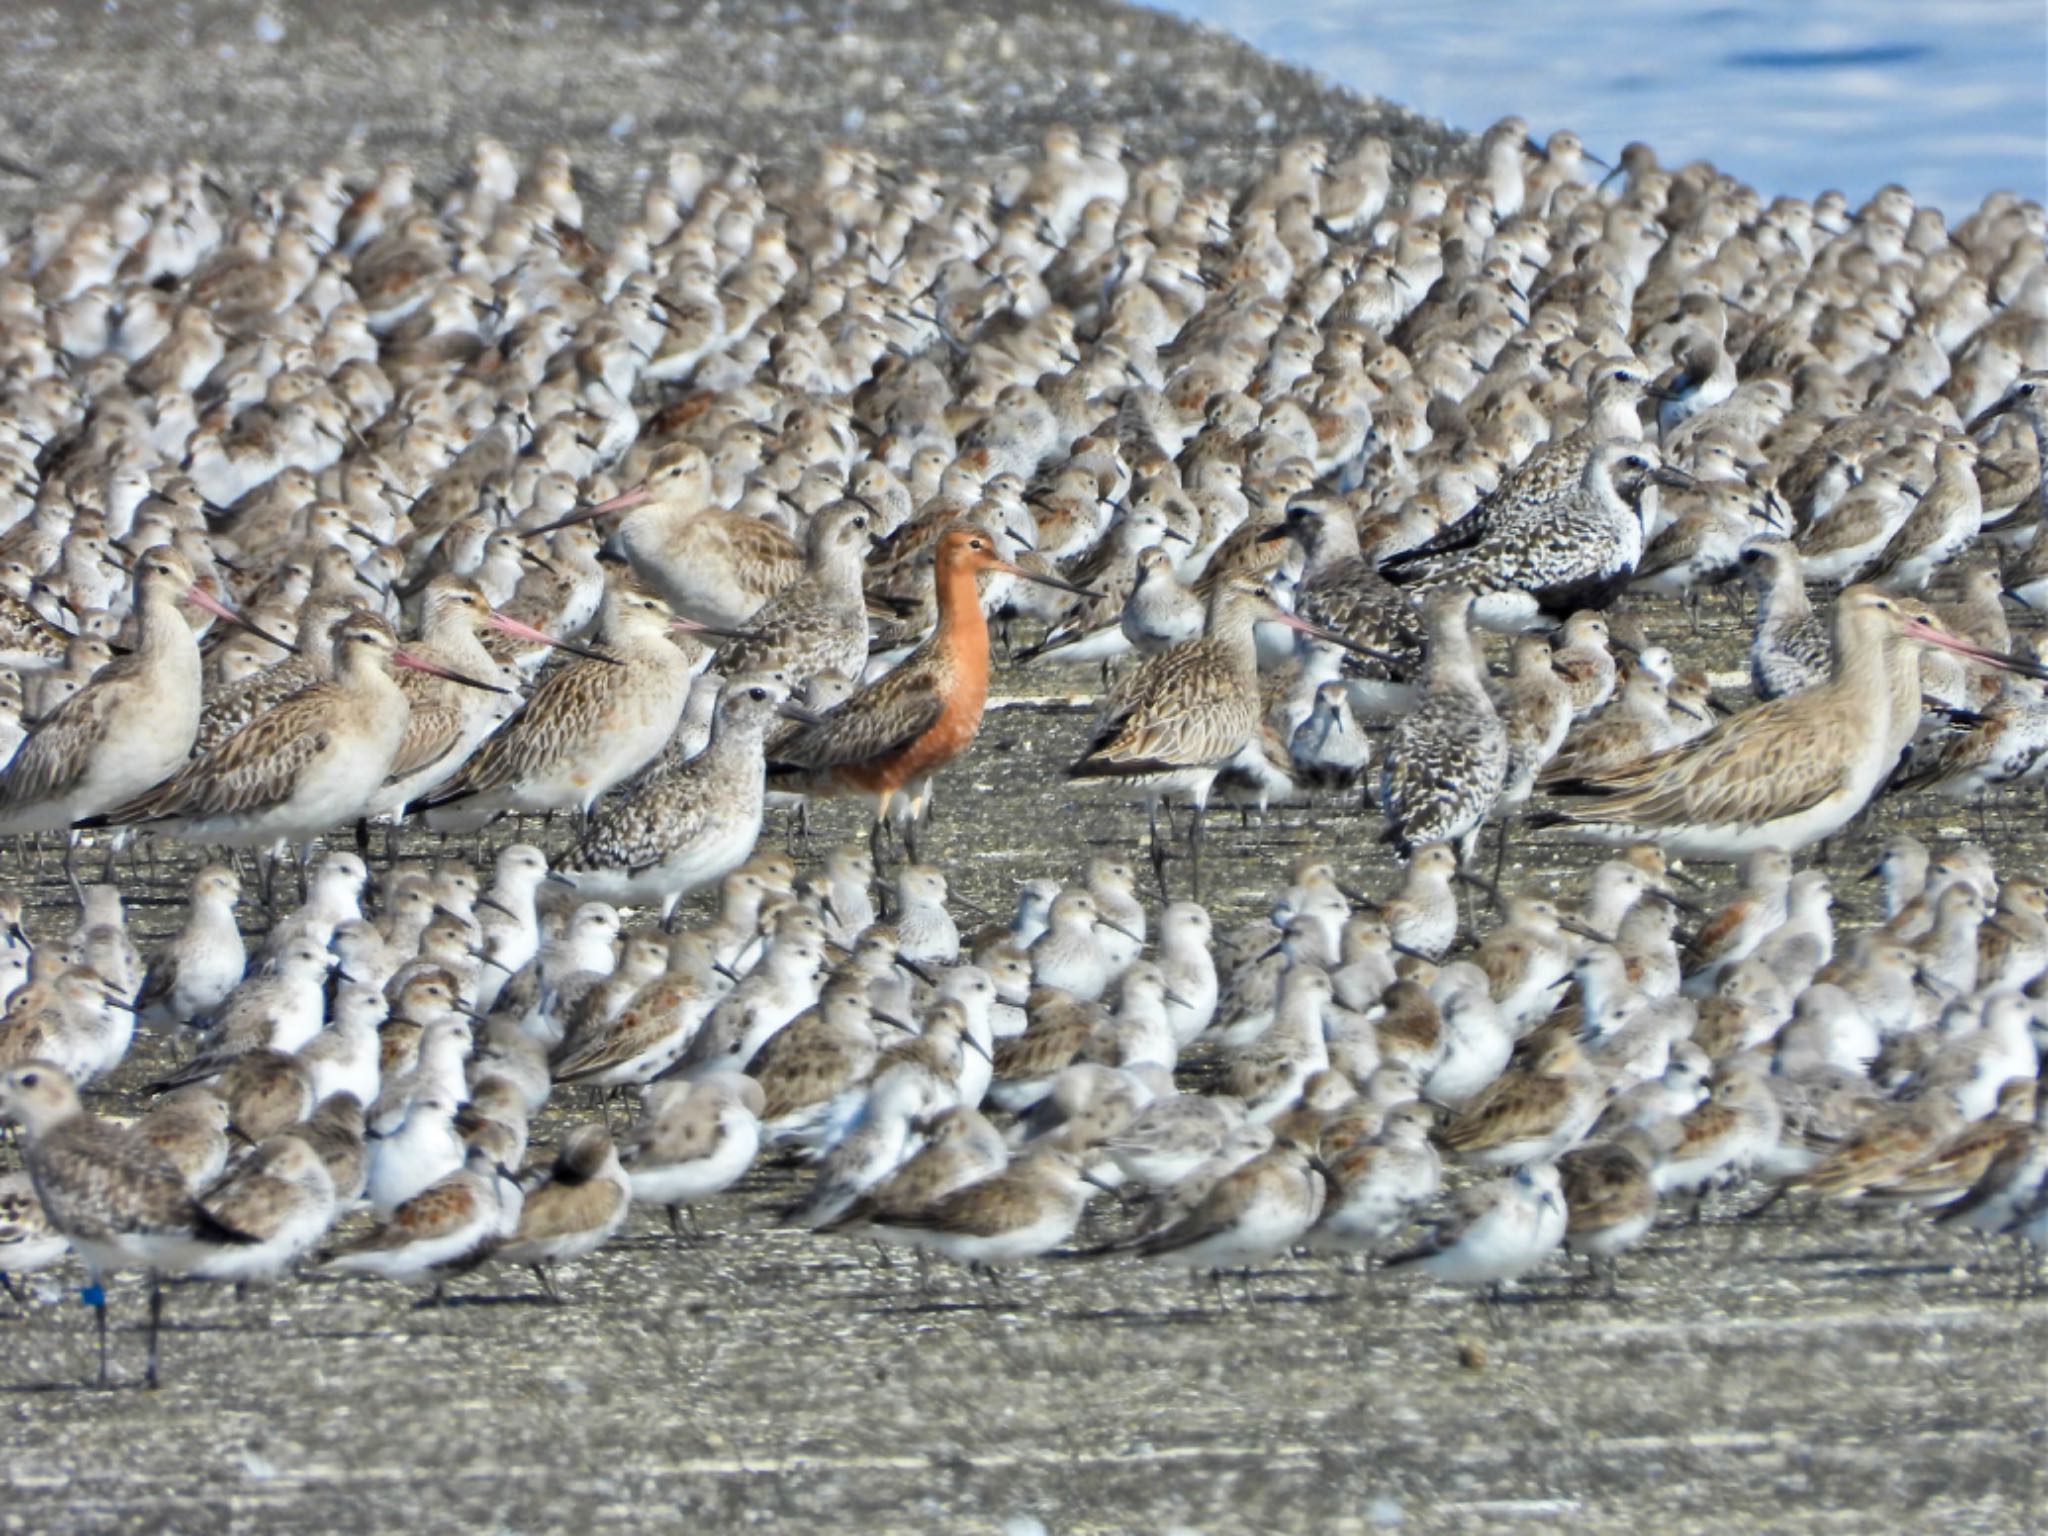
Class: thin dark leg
90,1281,109,1389
145,1274,163,1390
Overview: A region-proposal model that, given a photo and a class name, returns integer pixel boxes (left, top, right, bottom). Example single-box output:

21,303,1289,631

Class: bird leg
145,1273,164,1390
869,787,896,871
902,789,927,864
1483,1281,1509,1335
1147,801,1172,900
63,831,83,908
83,1278,109,1389
532,1264,561,1304
1187,802,1205,903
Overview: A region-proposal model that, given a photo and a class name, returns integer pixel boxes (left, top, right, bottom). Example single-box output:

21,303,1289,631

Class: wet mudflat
3,604,2047,1535
0,0,2041,1530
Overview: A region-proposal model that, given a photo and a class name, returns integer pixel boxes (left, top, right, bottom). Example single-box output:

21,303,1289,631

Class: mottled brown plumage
424,575,700,819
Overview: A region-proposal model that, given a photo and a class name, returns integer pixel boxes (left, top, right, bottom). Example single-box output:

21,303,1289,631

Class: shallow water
1160,0,2048,214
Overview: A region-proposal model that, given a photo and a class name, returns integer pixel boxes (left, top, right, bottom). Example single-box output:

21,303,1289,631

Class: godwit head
1863,586,2048,681
416,572,615,663
930,525,1090,599
529,441,711,533
332,610,505,693
131,543,287,651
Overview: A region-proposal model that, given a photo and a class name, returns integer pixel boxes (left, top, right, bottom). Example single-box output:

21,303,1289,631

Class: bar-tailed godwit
767,527,1092,859
1535,587,2048,858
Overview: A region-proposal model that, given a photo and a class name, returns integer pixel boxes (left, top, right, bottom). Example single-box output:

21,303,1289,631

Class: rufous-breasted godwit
766,527,1093,861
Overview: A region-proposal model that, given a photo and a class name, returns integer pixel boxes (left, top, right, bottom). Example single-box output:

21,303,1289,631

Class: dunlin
1384,1161,1567,1293
495,1125,631,1300
620,1074,764,1233
320,1145,516,1295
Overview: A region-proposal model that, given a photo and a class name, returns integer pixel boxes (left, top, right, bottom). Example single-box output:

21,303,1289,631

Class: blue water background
1157,0,2047,215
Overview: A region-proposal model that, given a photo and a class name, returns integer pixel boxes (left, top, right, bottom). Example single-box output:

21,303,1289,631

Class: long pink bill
986,553,1100,599
183,582,298,656
393,649,511,693
523,482,651,536
675,615,759,642
1900,616,2048,681
1264,607,1407,670
486,610,620,665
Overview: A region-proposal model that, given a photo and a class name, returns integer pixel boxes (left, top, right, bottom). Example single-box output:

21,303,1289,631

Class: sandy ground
0,2,2043,1532
0,0,1461,227
5,623,2048,1536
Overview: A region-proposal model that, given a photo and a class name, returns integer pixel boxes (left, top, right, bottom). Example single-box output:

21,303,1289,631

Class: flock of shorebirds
0,116,2045,1388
